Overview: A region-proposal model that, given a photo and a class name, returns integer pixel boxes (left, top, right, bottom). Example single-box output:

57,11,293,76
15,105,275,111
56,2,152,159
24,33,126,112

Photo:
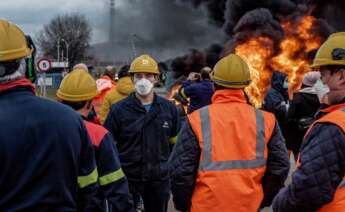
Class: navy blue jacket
273,107,345,211
104,93,180,182
83,121,134,212
0,86,98,211
169,116,290,211
263,72,290,139
180,80,214,113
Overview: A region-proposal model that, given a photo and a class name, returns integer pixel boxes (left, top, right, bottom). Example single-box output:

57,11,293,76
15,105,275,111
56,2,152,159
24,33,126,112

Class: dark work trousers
129,180,170,212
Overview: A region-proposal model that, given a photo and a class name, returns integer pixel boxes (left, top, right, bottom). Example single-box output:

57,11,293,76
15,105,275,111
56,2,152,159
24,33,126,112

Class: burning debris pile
233,15,326,106
172,0,337,107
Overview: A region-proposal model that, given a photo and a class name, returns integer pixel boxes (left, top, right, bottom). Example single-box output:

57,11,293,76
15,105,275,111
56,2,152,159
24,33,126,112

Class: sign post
37,59,52,97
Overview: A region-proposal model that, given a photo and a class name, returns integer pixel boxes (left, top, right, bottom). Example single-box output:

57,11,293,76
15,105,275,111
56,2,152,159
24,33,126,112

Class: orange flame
166,84,182,100
235,15,322,107
272,15,322,95
235,36,274,107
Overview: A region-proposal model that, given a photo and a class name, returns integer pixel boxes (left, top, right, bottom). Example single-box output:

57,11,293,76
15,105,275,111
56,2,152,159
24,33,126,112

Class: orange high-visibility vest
93,76,116,114
188,90,276,212
299,107,345,212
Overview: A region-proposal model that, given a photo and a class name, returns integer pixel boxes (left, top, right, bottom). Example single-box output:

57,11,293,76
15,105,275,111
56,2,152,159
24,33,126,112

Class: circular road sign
37,59,52,72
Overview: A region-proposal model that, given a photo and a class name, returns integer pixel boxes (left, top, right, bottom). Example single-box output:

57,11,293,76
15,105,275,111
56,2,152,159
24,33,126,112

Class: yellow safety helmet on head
129,54,159,74
311,32,345,68
57,69,99,102
210,54,251,88
0,19,32,62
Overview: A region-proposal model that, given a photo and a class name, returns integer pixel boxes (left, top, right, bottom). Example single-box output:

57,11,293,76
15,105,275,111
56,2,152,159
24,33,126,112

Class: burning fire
235,15,322,107
166,84,182,100
235,36,274,107
166,83,189,114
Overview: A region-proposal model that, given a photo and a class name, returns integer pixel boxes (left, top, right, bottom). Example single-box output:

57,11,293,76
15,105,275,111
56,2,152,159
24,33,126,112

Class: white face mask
135,78,154,96
314,79,330,102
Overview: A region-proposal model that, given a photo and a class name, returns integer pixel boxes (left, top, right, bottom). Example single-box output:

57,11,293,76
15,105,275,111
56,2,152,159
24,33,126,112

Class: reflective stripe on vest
336,108,345,189
338,180,345,188
198,106,266,171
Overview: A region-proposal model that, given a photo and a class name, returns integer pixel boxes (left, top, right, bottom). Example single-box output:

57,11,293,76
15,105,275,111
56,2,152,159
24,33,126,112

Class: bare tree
36,13,92,68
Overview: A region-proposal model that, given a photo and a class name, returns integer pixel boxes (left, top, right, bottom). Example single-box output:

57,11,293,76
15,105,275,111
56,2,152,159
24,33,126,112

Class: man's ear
338,71,345,87
154,74,160,82
329,70,345,90
154,75,160,86
339,70,345,79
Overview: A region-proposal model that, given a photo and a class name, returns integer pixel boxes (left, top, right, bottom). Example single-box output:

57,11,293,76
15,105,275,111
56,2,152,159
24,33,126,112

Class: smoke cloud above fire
172,0,341,106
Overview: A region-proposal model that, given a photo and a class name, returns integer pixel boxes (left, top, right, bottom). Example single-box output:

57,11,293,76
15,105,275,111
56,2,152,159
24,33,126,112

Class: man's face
319,66,345,91
319,67,332,85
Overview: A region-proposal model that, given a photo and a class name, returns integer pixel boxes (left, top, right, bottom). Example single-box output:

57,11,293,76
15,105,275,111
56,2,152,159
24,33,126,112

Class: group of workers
1,19,345,212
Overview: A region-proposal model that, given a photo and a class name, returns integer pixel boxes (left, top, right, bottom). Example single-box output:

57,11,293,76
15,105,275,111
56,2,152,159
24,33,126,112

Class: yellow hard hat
311,32,345,68
129,54,159,74
57,69,99,102
210,54,251,88
0,19,32,62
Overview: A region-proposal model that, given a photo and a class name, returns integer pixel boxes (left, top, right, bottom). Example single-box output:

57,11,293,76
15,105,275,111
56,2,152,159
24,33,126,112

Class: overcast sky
0,0,123,43
0,0,223,60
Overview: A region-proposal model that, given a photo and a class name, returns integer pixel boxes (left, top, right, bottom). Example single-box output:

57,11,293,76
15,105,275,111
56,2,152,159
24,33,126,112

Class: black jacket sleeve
103,106,120,141
287,94,302,121
264,92,287,115
77,120,100,211
97,133,134,212
169,121,201,212
170,103,181,139
261,122,290,208
272,123,345,212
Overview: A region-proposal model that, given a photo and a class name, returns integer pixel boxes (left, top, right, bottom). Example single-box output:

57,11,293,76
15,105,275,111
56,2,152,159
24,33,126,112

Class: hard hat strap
24,35,37,83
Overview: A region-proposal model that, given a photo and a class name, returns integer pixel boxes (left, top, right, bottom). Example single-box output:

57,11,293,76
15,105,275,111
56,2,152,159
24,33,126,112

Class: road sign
52,61,69,68
37,59,51,72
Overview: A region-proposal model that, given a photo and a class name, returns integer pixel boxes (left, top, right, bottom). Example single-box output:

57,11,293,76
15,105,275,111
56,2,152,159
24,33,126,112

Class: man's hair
0,59,25,83
194,73,201,82
324,65,345,74
60,100,88,111
73,63,88,72
201,69,211,80
104,66,116,79
118,65,130,79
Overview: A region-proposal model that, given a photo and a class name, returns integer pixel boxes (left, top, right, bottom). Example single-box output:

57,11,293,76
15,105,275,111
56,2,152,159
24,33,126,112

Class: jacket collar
212,89,248,104
320,103,345,114
0,78,35,94
127,92,162,112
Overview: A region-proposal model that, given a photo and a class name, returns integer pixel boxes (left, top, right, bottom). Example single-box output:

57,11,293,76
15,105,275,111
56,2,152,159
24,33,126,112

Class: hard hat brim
128,70,160,74
310,60,345,68
211,77,251,88
0,47,32,62
56,90,99,102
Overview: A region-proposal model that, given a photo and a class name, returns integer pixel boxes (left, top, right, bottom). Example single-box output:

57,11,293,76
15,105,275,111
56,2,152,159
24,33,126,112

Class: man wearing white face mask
273,32,345,211
104,54,180,212
314,78,330,103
